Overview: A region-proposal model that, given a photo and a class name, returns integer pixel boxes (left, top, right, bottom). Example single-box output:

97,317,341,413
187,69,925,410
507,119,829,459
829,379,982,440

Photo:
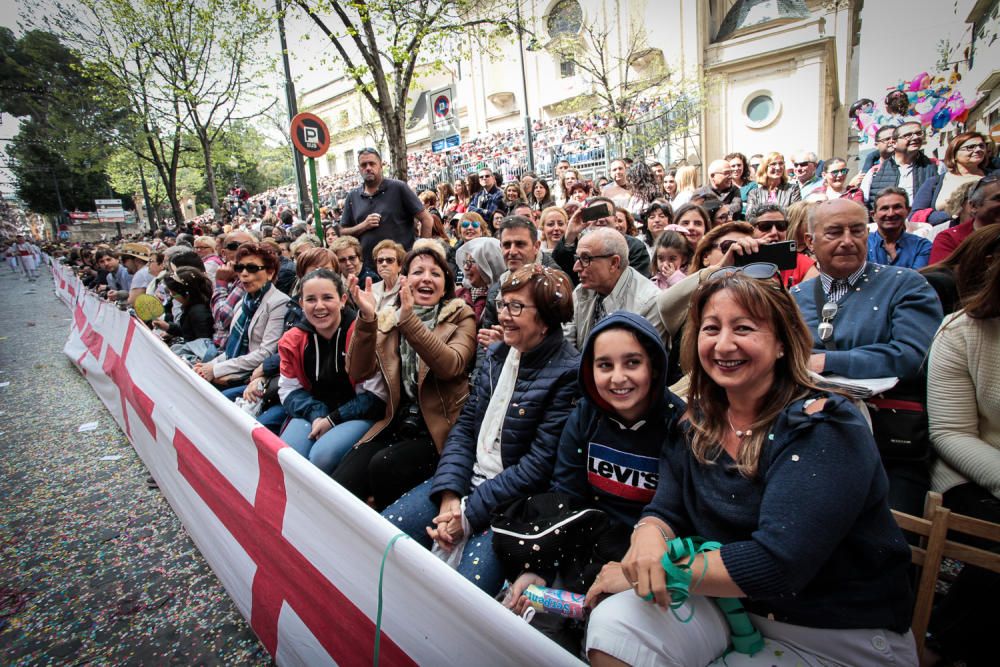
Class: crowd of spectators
34,116,1000,666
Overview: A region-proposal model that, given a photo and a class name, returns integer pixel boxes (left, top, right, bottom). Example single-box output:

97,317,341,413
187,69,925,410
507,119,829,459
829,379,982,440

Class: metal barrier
437,135,611,185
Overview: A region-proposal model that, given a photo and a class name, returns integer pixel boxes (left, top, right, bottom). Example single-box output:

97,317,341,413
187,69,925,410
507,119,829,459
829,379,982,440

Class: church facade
299,0,864,179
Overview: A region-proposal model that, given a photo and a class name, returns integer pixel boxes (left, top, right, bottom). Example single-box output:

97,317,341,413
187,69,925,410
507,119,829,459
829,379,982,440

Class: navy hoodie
550,311,685,528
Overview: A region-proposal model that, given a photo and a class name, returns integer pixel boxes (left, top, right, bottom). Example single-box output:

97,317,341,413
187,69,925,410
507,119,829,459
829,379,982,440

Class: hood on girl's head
579,311,668,415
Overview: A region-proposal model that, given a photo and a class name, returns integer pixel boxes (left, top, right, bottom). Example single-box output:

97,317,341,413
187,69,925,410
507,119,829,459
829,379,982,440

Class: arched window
546,0,583,37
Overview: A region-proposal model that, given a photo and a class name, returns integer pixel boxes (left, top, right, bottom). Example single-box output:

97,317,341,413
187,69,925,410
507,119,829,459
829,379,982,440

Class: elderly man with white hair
792,150,823,198
564,226,665,350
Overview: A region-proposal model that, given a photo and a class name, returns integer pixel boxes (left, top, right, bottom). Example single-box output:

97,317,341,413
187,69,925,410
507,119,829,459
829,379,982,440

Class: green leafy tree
38,0,273,224
290,0,517,180
134,0,275,216
0,28,125,218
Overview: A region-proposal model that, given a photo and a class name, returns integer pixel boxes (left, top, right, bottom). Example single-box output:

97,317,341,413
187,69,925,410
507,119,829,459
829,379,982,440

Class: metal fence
434,135,611,186
429,109,702,186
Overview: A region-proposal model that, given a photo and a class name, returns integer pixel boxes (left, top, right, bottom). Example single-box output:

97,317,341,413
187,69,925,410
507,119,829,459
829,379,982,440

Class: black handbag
865,392,931,462
490,492,629,592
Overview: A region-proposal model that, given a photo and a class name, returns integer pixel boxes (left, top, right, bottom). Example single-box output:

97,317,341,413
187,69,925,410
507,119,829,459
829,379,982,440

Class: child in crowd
496,312,683,640
650,227,693,290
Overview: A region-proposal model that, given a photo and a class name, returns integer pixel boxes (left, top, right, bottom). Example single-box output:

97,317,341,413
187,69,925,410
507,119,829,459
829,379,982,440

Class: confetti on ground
98,455,123,461
0,272,270,665
0,382,9,388
77,422,99,432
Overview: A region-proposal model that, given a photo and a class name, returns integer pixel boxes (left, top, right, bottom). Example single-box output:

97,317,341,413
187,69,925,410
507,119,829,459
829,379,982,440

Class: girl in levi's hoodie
278,269,384,473
501,311,685,618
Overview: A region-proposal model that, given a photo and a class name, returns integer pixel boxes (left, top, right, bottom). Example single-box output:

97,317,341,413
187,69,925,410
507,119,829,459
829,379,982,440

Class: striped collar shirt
819,262,868,303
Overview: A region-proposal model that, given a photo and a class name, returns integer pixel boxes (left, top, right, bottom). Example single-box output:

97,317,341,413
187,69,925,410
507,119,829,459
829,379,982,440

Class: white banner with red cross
51,263,582,666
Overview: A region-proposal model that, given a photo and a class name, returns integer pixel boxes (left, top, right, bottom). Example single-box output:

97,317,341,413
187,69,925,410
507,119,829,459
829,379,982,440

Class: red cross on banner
99,318,157,440
173,426,417,666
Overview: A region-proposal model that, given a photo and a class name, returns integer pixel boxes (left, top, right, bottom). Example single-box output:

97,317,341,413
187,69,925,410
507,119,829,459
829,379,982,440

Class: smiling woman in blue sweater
585,268,917,667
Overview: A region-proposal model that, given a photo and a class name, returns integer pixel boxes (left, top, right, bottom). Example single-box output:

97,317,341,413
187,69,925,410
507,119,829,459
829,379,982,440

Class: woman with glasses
331,243,477,510
912,132,994,225
805,158,857,202
456,211,488,246
702,198,732,228
194,242,291,388
381,264,578,594
455,236,505,324
370,240,405,311
744,152,802,219
586,268,917,666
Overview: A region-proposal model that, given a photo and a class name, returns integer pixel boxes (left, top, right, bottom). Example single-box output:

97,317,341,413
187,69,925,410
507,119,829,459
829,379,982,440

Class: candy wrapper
522,584,586,619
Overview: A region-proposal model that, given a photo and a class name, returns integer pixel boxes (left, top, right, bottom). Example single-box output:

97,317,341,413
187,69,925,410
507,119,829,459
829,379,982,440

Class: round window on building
743,91,781,129
547,0,583,37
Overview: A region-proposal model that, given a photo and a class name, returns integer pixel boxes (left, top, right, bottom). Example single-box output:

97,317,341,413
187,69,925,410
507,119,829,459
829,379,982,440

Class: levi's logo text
587,443,658,502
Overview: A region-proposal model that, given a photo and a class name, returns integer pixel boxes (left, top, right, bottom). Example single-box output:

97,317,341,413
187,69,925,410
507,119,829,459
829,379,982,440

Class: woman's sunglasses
234,263,265,273
461,221,480,229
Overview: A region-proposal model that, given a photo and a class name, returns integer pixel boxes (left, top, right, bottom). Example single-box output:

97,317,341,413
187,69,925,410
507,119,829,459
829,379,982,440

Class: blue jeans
257,404,287,434
382,479,505,594
221,384,246,401
281,417,374,474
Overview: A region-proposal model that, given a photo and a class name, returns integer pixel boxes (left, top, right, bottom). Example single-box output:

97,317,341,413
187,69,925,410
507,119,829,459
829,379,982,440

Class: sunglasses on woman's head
708,262,781,282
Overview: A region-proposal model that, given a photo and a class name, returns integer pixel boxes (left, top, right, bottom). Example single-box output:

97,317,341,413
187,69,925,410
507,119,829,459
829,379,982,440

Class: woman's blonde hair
755,152,788,187
675,165,700,192
785,200,815,251
680,273,828,477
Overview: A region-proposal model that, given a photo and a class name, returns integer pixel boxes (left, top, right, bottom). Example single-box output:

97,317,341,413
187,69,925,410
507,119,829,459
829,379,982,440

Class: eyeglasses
573,253,613,267
793,162,815,168
957,143,987,153
376,257,397,265
818,301,838,342
828,168,849,177
708,262,780,282
968,174,1000,199
711,239,739,253
234,263,265,273
338,254,359,263
478,174,493,180
461,221,480,229
896,130,924,141
462,258,475,269
495,299,537,316
225,241,242,251
753,219,789,233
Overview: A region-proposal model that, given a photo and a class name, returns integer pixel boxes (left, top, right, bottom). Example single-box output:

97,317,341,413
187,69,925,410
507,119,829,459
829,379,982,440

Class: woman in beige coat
332,242,477,509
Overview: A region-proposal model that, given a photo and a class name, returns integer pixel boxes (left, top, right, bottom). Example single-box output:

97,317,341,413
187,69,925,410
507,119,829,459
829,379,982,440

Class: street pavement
0,265,271,665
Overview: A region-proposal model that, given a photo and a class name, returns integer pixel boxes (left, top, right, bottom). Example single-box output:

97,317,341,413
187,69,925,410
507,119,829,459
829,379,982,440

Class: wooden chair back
891,492,1000,659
